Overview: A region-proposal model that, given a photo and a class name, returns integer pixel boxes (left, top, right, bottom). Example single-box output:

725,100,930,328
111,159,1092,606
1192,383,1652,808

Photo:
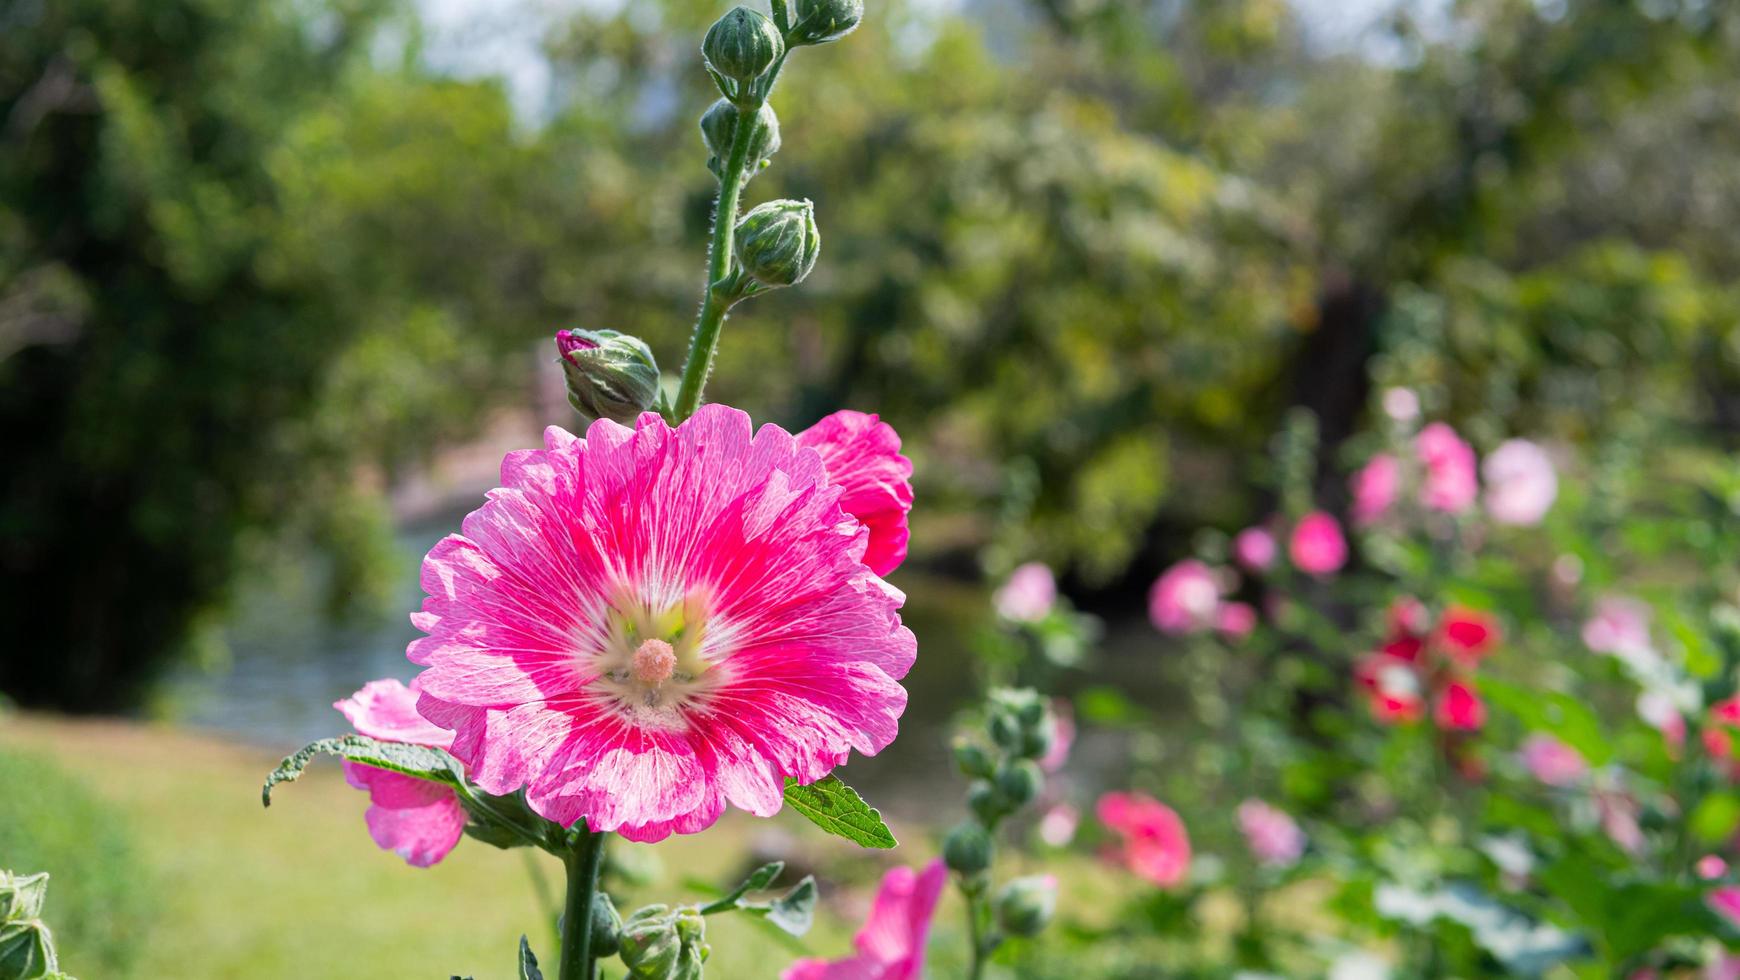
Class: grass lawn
0,714,864,979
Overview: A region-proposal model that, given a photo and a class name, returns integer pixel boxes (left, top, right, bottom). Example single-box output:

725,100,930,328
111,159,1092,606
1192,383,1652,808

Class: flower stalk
560,827,606,980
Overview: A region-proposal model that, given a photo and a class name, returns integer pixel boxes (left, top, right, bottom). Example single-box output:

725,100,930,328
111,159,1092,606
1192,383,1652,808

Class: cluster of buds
944,689,1061,944
1354,597,1499,734
617,904,708,979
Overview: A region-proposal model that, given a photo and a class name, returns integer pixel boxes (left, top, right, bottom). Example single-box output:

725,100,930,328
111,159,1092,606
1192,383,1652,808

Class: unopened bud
619,905,707,979
556,328,662,425
994,875,1057,937
787,0,863,45
703,7,784,86
952,739,995,779
988,711,1022,753
700,100,780,183
942,821,994,875
735,199,819,288
995,759,1042,808
967,780,1010,825
591,892,624,959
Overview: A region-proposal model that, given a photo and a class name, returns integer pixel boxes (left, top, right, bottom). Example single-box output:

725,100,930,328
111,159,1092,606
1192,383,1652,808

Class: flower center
632,638,677,686
590,586,722,712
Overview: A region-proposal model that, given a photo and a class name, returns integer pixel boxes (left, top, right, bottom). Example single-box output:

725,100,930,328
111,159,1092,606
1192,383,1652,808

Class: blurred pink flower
334,678,465,868
1637,691,1686,750
410,406,916,842
1382,387,1420,423
1038,802,1080,847
1435,606,1500,666
783,860,948,980
1518,734,1586,787
1236,799,1305,868
1354,654,1425,724
797,410,915,577
1039,699,1074,773
1598,789,1645,855
1583,596,1655,659
994,562,1056,623
1148,559,1222,634
1708,886,1740,929
1289,511,1347,577
1699,855,1729,880
1232,525,1277,572
1416,423,1479,513
1704,696,1740,777
1097,791,1192,888
1215,601,1258,642
1350,454,1401,525
1483,439,1558,525
1433,680,1486,731
1709,957,1740,980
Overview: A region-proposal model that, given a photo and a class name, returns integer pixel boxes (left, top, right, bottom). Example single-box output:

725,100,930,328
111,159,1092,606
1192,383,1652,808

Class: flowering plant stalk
261,5,931,978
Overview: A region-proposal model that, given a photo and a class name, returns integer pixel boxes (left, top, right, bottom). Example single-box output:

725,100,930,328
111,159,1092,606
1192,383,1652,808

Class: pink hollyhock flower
1710,886,1740,929
782,860,947,980
994,562,1056,622
796,410,915,577
1700,855,1729,880
334,678,465,868
1289,511,1347,577
1583,595,1655,659
1232,526,1277,572
1236,799,1305,868
409,406,917,842
1416,423,1479,513
1637,691,1686,750
1097,791,1192,887
1597,789,1645,855
1518,734,1586,787
1038,802,1080,847
1483,439,1557,525
1435,606,1500,666
1215,602,1258,642
1148,559,1222,634
1354,654,1425,724
1703,696,1740,777
1350,454,1401,525
1434,680,1486,731
1039,699,1074,773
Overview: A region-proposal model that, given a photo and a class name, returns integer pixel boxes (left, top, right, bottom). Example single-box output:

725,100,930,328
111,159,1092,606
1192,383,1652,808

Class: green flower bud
952,739,995,779
787,0,863,45
987,710,1023,753
967,780,1010,825
703,7,785,86
735,199,819,288
1018,720,1055,761
995,758,1043,808
942,821,994,875
994,875,1058,937
619,905,681,978
556,328,662,425
700,100,780,183
591,892,624,959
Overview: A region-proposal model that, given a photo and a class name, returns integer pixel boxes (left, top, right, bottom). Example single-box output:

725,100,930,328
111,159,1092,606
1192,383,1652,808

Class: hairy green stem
672,56,789,421
963,883,989,980
560,829,606,980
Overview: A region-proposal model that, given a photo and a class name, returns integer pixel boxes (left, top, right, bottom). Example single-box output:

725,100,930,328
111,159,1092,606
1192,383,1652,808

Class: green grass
0,714,859,979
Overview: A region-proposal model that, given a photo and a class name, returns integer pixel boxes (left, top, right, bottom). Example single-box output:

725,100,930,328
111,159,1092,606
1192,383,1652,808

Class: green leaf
518,935,544,980
759,876,817,937
782,776,897,849
1691,792,1740,843
698,861,786,915
260,735,463,807
1480,678,1611,765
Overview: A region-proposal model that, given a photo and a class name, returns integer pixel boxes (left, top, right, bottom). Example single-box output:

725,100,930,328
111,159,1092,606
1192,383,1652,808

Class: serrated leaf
260,735,463,807
518,935,545,980
759,876,817,937
782,776,896,849
698,861,786,915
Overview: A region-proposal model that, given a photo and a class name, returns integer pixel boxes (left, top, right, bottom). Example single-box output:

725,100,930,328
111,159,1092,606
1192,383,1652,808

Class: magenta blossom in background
1483,439,1557,525
408,406,917,842
1637,691,1687,750
1148,559,1222,634
1350,453,1401,525
1236,799,1305,868
1215,602,1257,642
782,860,947,980
1039,698,1074,773
1519,734,1587,787
1583,595,1655,660
1097,791,1192,888
994,562,1056,623
1039,802,1080,847
1709,886,1740,929
334,678,465,868
1232,525,1277,572
1433,680,1486,731
1289,511,1347,577
1598,789,1645,855
796,410,915,578
1700,855,1729,880
1416,422,1479,513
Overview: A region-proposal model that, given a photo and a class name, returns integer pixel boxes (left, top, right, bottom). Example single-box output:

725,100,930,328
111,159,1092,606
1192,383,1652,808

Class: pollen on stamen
632,638,678,687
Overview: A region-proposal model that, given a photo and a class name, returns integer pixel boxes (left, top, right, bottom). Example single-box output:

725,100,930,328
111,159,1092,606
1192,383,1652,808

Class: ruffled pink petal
797,411,914,577
781,860,947,980
410,405,915,840
334,678,453,748
341,762,465,867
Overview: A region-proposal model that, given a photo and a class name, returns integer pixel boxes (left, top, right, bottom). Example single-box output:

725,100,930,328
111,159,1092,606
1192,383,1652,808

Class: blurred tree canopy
2,0,1737,709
